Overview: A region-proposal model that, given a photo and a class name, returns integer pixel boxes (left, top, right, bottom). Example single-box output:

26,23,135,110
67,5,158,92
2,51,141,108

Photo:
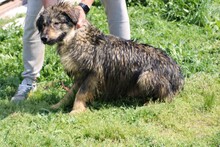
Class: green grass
0,73,219,146
0,1,220,146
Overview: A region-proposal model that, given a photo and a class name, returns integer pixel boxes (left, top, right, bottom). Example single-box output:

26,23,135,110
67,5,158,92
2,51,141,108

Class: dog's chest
58,47,79,73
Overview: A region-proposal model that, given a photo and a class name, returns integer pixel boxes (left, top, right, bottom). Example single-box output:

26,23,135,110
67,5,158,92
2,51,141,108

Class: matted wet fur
36,2,184,114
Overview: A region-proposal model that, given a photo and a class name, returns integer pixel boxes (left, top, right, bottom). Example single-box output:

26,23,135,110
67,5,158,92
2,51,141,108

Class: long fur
36,2,184,113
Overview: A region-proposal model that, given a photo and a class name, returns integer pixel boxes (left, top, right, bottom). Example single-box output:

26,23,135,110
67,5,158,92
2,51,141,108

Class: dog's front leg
50,83,79,110
70,73,97,114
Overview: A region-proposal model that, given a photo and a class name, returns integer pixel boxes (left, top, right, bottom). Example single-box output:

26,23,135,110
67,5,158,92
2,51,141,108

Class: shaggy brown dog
36,2,184,114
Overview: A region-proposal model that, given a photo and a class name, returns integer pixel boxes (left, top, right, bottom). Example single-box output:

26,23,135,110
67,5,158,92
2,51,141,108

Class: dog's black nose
41,36,48,43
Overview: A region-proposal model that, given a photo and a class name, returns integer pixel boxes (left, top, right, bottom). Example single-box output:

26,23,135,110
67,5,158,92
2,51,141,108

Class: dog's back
93,35,184,100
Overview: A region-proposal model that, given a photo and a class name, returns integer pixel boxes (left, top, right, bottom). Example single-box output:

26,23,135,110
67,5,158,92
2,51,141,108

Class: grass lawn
0,1,219,146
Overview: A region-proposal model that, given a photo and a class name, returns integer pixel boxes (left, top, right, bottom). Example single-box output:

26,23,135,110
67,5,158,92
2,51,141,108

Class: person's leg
11,0,44,103
101,0,130,40
22,0,45,82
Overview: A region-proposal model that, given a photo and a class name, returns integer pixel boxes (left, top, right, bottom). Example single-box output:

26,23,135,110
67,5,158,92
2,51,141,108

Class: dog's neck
63,23,104,45
63,27,77,44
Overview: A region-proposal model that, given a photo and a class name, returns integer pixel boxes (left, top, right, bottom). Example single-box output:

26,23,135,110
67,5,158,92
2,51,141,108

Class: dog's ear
36,14,44,32
62,7,80,25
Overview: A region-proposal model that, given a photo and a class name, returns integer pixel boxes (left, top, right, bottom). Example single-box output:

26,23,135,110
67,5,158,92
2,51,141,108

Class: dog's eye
54,22,60,25
53,22,61,28
61,21,68,24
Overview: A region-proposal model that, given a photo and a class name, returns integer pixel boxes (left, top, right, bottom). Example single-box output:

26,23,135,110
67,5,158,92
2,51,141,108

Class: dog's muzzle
40,32,67,45
41,35,48,44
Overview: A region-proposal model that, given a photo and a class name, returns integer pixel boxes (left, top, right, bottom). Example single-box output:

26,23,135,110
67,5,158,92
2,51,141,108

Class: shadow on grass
0,76,21,99
0,92,59,120
0,76,158,120
0,76,64,120
0,72,75,118
88,96,147,111
0,89,150,121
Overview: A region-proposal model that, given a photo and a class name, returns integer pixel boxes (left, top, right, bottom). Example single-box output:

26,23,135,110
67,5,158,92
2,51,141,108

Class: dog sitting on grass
36,2,184,114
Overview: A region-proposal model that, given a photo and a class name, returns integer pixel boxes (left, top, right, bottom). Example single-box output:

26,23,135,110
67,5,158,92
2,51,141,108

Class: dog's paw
50,103,61,110
69,108,86,115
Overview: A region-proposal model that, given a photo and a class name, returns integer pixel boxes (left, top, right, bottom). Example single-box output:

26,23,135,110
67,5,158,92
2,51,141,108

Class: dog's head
36,2,80,45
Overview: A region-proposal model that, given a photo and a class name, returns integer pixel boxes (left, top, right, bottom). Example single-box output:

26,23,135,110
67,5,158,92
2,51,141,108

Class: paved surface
0,3,27,19
0,1,27,28
0,0,26,18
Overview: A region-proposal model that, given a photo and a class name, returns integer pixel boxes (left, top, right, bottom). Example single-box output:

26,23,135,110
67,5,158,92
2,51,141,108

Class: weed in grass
210,132,220,146
202,92,216,111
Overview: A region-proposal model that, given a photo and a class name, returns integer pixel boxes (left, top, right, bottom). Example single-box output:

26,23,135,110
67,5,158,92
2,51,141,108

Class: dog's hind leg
70,73,97,114
136,70,173,102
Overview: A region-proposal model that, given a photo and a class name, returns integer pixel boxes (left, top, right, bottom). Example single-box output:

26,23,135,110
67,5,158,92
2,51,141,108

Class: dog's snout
41,36,48,43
